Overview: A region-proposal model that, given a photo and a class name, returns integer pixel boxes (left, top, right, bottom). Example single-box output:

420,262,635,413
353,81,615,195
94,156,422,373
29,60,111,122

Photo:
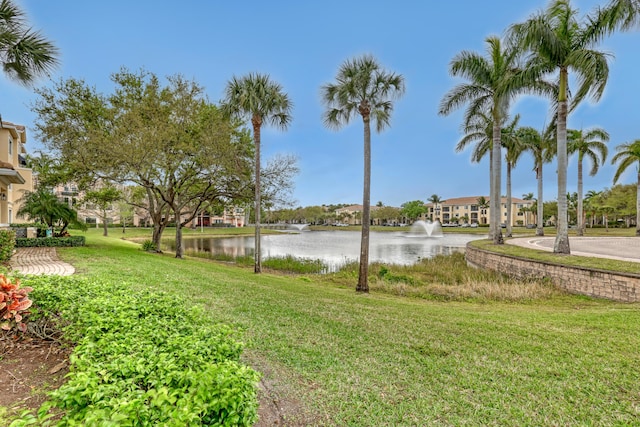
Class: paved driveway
507,236,640,263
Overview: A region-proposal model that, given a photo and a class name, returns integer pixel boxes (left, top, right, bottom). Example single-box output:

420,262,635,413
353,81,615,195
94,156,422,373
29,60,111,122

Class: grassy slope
58,229,640,425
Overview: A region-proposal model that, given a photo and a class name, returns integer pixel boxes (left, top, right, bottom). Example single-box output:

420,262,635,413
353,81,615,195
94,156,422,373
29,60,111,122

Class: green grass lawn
55,228,640,425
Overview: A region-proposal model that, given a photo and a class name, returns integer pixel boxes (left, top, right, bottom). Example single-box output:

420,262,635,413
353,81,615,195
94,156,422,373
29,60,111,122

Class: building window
471,205,478,212
8,138,12,156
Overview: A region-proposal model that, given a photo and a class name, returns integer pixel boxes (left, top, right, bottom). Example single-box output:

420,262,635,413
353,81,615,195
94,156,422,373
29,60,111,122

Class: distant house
424,196,534,226
334,204,381,225
0,120,34,226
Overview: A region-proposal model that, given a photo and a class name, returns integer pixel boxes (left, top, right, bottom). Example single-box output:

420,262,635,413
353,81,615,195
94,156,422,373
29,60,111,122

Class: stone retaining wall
466,243,640,302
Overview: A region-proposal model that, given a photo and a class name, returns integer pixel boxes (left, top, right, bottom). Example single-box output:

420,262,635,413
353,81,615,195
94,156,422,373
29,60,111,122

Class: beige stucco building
425,196,535,226
0,120,34,226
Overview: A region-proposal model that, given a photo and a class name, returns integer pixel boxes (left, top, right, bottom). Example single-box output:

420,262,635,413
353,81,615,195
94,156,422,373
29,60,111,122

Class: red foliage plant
0,274,33,332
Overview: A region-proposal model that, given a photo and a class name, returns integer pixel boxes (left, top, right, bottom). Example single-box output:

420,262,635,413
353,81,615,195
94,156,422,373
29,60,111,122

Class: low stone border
466,243,640,302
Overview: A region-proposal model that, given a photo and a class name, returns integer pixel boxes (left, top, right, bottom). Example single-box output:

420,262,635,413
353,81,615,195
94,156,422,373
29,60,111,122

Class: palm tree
517,125,555,236
439,36,548,244
611,139,640,236
0,0,58,85
222,73,292,273
510,0,612,253
427,194,443,222
321,55,405,293
567,127,609,236
477,196,489,225
584,189,602,227
501,115,525,237
522,192,535,227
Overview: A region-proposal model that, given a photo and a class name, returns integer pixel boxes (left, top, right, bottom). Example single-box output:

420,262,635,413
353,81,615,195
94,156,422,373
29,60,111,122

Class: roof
0,120,27,142
0,168,25,185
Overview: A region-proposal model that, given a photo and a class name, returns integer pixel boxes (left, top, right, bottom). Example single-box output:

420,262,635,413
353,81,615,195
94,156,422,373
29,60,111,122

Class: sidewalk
9,247,75,276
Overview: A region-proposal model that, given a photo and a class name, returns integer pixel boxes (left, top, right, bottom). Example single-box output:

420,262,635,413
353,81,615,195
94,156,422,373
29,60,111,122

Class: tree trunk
554,69,570,254
536,162,544,236
577,155,584,236
488,150,494,240
102,209,108,237
175,221,183,258
491,116,503,244
152,223,163,252
252,116,262,273
506,161,512,237
357,113,371,293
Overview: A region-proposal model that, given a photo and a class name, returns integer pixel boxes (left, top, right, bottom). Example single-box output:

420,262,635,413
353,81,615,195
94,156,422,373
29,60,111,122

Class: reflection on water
166,231,485,272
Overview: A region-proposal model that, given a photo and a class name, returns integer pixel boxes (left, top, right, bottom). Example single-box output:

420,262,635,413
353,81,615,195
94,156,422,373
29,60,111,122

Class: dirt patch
247,351,329,426
0,335,70,416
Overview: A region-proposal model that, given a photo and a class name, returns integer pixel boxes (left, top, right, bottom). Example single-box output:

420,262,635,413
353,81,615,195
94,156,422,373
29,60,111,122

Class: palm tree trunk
488,150,494,239
554,69,570,254
357,115,371,293
252,117,262,273
536,163,544,236
506,161,512,237
636,168,640,236
577,156,584,236
491,117,503,244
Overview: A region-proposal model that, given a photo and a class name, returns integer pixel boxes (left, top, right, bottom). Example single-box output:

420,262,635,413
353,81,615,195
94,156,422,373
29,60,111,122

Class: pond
169,230,486,271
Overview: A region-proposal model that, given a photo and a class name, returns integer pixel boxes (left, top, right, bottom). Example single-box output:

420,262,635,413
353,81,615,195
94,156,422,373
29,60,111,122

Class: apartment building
0,120,34,226
424,196,535,226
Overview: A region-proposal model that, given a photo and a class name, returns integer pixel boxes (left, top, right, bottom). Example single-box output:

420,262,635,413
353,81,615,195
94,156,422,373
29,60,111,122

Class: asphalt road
507,236,640,263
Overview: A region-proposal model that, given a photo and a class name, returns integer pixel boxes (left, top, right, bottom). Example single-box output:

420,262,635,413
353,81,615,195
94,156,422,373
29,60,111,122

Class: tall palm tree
567,127,609,236
440,36,548,244
455,110,494,234
427,194,443,222
321,55,405,293
510,0,612,253
222,73,292,273
611,139,640,236
517,125,555,236
0,0,58,85
501,115,525,237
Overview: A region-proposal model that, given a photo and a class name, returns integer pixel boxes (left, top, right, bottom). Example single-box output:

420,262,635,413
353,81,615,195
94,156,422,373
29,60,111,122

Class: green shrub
0,230,15,262
15,236,85,247
15,276,259,426
263,255,326,274
141,239,156,251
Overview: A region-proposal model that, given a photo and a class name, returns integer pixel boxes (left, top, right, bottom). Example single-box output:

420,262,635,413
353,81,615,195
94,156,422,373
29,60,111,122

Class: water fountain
287,223,310,232
407,220,443,237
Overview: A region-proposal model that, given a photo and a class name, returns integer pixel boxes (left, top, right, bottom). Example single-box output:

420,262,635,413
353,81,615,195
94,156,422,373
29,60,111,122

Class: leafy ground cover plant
11,275,259,426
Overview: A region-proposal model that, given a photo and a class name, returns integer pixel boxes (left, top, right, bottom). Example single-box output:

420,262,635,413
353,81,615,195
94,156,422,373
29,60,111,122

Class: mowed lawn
58,229,640,426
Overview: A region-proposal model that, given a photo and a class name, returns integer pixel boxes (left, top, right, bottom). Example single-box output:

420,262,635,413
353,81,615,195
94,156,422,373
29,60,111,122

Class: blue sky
3,1,638,208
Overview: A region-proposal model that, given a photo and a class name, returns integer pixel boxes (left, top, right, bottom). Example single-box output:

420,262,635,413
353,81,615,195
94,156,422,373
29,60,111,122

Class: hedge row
11,276,259,426
15,236,86,247
0,230,16,263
